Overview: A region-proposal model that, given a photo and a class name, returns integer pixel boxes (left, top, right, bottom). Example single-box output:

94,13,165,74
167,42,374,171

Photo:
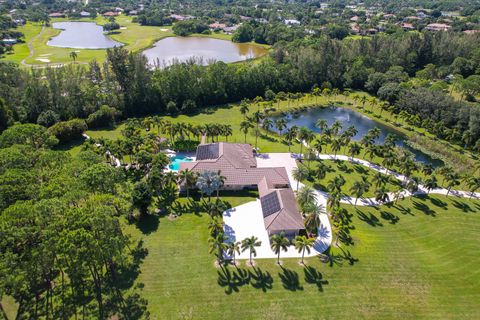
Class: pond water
47,22,123,49
142,36,267,67
273,106,443,167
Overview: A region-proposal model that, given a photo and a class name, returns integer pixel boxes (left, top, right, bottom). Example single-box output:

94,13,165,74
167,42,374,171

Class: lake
47,22,123,49
273,106,443,166
142,36,267,66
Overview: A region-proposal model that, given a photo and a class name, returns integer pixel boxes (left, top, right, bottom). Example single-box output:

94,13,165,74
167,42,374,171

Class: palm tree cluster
296,186,324,235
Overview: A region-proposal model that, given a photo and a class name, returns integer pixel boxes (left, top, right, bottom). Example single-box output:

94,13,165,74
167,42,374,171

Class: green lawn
122,194,480,319
302,159,402,198
1,22,43,64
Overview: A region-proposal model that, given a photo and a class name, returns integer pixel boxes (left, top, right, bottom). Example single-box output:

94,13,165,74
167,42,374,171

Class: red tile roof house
179,142,305,236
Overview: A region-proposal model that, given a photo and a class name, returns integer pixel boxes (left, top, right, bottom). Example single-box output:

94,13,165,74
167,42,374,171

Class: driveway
222,153,332,260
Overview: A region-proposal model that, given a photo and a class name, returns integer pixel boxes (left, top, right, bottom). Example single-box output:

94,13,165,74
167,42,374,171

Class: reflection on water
47,22,123,49
273,106,443,166
142,36,267,67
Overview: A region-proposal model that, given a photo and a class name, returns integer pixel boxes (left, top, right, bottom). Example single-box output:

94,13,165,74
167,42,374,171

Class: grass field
302,159,402,198
1,16,268,66
122,194,480,319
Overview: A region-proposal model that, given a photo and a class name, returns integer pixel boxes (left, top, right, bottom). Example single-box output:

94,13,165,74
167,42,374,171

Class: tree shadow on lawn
429,196,448,210
356,209,383,227
380,210,400,224
134,214,160,235
451,199,475,213
320,247,359,267
279,266,303,291
217,266,250,294
249,267,273,292
393,204,413,216
412,200,437,217
304,266,329,292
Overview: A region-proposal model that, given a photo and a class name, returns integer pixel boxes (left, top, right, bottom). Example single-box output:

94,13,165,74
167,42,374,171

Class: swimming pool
168,155,194,171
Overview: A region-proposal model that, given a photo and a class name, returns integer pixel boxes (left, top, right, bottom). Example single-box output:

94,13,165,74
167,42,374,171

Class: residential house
425,23,451,31
80,11,91,17
284,19,300,25
2,38,17,45
179,143,305,236
49,12,65,18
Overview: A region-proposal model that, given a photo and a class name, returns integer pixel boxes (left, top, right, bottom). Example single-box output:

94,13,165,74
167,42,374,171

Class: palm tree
275,118,287,135
69,51,78,63
445,173,460,196
406,178,419,198
350,179,370,206
284,126,298,153
178,169,197,199
316,161,329,181
223,125,233,142
239,99,250,119
315,119,328,134
303,202,323,234
372,171,389,189
327,175,345,193
374,187,390,204
331,139,342,157
209,232,228,264
240,120,253,143
293,236,315,264
215,170,226,199
348,142,361,161
297,127,313,159
424,176,438,194
227,241,241,266
297,186,317,206
252,111,265,150
331,120,342,136
466,177,480,199
241,236,262,266
292,165,309,192
208,216,224,237
270,232,290,265
196,170,222,201
262,118,273,132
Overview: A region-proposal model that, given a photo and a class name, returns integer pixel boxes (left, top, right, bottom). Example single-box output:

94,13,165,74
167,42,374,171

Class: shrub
48,119,87,144
86,105,121,129
172,140,199,152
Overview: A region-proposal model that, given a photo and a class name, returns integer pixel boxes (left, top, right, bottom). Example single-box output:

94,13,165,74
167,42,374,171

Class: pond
47,22,123,49
142,36,267,67
272,106,443,167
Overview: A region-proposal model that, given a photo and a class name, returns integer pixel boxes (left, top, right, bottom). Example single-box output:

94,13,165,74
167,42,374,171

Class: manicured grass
123,194,480,319
2,16,174,66
1,22,43,64
302,159,402,198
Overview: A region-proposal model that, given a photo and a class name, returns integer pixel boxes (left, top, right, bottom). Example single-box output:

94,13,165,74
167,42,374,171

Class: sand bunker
160,28,169,31
36,58,51,63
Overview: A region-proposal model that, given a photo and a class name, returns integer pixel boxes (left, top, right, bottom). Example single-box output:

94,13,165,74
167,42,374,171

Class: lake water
47,22,123,49
273,106,443,166
142,36,267,66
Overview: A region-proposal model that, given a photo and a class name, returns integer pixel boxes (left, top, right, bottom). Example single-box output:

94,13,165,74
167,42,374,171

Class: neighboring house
209,22,226,30
129,10,138,16
400,22,415,30
13,19,25,25
49,12,65,18
464,30,480,35
350,16,359,22
103,11,118,17
179,142,304,236
425,23,451,31
223,25,239,34
80,11,91,17
2,38,17,45
284,19,300,25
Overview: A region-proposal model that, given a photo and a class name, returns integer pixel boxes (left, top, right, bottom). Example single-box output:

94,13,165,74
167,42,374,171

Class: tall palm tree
223,125,233,142
303,202,323,234
292,166,309,192
445,172,460,196
239,99,250,119
348,142,361,161
262,118,273,132
69,51,78,63
275,118,287,135
293,235,315,264
316,161,329,181
331,139,342,157
270,232,290,265
240,120,253,143
350,179,370,206
227,241,241,266
284,125,298,153
209,232,228,264
297,186,317,206
252,111,265,150
372,171,389,190
466,177,480,199
297,127,313,159
241,236,262,266
327,175,345,193
331,120,342,136
196,170,222,201
315,119,328,133
424,176,438,194
215,170,226,199
208,216,224,237
374,187,390,204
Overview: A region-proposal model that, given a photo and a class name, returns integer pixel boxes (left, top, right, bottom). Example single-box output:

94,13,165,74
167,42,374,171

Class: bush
48,119,87,144
86,105,121,129
172,140,199,152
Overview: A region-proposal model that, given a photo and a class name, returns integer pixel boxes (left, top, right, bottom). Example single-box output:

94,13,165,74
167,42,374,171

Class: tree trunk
277,251,280,265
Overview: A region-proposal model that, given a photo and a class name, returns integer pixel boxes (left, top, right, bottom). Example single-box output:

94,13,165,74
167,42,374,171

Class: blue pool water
169,155,193,171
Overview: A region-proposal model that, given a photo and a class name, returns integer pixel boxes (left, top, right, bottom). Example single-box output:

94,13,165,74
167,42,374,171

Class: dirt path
21,25,45,66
